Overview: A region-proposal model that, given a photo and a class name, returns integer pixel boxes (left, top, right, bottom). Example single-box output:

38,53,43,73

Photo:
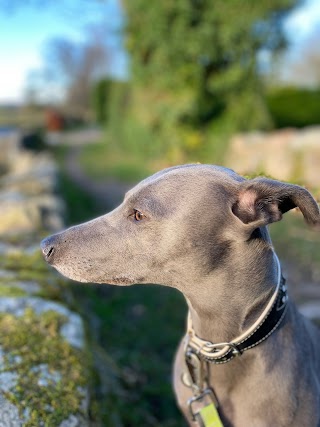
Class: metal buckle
187,388,218,421
228,342,243,357
200,340,243,357
202,341,243,360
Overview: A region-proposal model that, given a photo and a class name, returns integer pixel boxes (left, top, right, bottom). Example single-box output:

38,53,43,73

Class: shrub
267,87,320,128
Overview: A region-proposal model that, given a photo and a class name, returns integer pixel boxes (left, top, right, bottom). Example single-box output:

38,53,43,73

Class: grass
78,125,230,184
51,145,103,223
0,106,45,130
75,283,186,427
79,139,152,183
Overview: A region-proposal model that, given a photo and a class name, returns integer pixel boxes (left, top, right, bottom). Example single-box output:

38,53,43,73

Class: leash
182,253,288,426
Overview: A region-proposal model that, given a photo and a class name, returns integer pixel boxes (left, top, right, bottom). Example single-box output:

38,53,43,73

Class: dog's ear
232,178,320,230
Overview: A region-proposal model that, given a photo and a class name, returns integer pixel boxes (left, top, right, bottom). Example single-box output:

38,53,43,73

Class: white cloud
0,51,42,103
285,0,320,42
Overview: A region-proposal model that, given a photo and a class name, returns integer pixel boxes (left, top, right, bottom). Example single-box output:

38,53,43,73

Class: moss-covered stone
0,248,47,276
0,137,93,425
0,247,69,303
0,283,27,297
0,308,89,427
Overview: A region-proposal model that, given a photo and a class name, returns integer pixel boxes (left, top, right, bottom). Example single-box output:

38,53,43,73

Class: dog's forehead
125,164,242,202
146,164,241,183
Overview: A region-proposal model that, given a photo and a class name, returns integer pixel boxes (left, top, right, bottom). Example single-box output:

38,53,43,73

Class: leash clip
187,387,218,422
185,349,206,394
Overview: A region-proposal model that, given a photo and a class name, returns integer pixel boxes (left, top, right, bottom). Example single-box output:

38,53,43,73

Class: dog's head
41,164,319,288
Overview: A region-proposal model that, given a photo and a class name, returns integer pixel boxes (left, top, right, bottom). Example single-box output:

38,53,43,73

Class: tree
2,1,122,119
122,0,299,160
44,28,110,118
282,26,320,87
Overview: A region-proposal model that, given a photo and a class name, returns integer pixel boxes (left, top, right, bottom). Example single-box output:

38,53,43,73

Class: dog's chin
52,265,91,283
53,265,136,286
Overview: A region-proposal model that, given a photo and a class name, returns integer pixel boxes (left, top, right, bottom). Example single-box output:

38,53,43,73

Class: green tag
199,403,224,427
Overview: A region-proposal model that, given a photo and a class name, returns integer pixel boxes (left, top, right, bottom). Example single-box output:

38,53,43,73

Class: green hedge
267,87,320,128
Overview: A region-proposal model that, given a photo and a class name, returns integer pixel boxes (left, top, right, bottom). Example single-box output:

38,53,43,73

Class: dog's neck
182,234,278,344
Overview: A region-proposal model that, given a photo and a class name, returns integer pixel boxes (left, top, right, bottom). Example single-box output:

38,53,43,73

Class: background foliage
266,87,320,128
115,0,297,165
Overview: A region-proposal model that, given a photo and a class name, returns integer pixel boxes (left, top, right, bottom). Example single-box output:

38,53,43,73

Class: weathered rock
227,126,320,186
0,129,21,176
0,297,85,349
0,280,41,296
0,191,64,236
0,394,23,427
303,148,320,187
261,130,296,181
59,414,88,427
227,127,320,340
0,170,56,196
9,151,56,176
0,242,36,257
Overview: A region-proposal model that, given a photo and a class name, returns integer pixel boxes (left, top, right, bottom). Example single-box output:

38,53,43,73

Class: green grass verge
75,283,186,427
79,139,153,183
78,125,230,184
51,145,103,223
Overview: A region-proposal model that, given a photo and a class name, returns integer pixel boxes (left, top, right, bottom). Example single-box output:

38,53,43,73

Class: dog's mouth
43,246,139,287
53,264,137,286
99,275,136,286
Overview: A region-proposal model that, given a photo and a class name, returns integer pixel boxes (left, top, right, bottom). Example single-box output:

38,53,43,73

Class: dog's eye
130,209,145,222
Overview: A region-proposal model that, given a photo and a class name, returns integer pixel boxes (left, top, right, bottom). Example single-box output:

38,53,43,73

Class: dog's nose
40,236,56,264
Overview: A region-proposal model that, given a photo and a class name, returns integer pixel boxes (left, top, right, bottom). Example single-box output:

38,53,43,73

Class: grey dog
41,164,320,427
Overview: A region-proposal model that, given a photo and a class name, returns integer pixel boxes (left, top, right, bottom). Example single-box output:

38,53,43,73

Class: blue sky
0,0,126,103
0,0,319,104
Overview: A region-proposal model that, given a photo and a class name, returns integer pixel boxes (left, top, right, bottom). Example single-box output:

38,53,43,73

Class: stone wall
0,130,90,427
227,126,320,187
